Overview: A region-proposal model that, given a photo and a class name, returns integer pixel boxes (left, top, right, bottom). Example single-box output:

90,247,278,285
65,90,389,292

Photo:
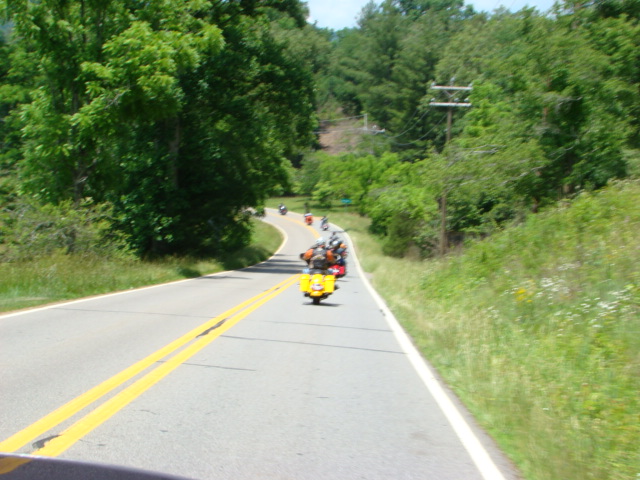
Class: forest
0,0,638,259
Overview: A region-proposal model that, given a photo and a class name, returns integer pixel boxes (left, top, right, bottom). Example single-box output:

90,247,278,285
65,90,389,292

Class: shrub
0,198,129,261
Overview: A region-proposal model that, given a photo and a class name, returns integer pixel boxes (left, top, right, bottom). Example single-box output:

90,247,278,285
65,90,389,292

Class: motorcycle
327,234,347,278
304,213,313,225
320,216,329,231
279,205,287,215
328,260,346,278
299,269,336,305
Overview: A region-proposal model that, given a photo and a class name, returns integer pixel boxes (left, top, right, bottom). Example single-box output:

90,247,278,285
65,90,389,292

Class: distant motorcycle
304,213,313,225
279,205,287,215
320,216,329,231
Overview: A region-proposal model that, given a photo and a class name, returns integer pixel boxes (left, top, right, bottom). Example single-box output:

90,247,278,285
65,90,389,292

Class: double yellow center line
0,274,299,457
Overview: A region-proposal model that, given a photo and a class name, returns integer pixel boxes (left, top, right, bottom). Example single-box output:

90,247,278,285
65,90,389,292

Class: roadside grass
0,218,282,313
272,181,640,480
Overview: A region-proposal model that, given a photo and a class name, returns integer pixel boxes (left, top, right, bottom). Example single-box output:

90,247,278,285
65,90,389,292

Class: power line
318,114,367,123
383,108,431,140
384,114,449,146
314,127,369,134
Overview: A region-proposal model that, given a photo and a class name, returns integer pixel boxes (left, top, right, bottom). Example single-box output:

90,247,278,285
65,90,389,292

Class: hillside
317,118,367,155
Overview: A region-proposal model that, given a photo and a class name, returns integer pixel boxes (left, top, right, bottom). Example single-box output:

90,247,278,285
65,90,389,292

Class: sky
305,0,556,31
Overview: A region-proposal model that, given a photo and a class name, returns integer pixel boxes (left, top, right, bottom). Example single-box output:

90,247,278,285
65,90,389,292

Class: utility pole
429,80,472,256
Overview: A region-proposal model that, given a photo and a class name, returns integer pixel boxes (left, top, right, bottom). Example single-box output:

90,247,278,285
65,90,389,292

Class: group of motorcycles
276,205,347,305
282,205,328,231
299,232,348,306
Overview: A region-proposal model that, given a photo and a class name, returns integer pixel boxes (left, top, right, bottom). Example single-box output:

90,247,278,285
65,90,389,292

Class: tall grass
403,182,640,480
0,219,281,313
274,181,640,480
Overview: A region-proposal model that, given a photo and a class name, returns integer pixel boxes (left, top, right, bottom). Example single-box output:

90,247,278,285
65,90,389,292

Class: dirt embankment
317,118,365,155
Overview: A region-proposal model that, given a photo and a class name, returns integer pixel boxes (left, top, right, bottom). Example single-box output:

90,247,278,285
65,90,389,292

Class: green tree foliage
130,3,315,255
0,20,29,203
366,159,441,255
300,151,398,212
323,0,471,156
323,28,367,117
567,6,640,147
386,12,449,154
6,0,133,203
403,6,636,252
1,0,315,256
435,8,635,195
0,26,14,198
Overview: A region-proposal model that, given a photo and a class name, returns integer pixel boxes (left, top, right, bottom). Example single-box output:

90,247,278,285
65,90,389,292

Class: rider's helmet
331,239,340,249
315,237,325,247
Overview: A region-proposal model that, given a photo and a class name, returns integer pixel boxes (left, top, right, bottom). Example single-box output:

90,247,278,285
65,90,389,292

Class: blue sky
305,0,556,30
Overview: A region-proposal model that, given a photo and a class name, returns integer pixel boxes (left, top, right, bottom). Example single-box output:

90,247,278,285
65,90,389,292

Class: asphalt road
0,210,519,480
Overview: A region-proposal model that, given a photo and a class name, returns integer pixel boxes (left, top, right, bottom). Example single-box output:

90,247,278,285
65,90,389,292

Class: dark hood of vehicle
0,453,193,480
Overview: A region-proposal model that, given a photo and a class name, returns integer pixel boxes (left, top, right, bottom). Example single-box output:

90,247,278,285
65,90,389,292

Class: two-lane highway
0,210,519,479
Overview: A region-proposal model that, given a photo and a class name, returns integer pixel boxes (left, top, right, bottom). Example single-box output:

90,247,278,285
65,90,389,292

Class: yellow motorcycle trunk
323,274,336,293
299,273,336,297
299,273,311,292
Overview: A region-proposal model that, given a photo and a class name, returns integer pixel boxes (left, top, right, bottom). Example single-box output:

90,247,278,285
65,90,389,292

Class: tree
366,158,441,255
0,24,22,202
110,1,316,255
322,0,471,159
434,8,632,201
6,0,133,203
4,0,316,256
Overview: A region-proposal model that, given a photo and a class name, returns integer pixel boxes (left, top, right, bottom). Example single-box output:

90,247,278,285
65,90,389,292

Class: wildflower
515,288,530,303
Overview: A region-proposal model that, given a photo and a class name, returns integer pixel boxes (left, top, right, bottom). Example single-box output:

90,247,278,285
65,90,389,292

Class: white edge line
262,209,289,259
0,277,202,320
342,228,508,480
1,212,289,321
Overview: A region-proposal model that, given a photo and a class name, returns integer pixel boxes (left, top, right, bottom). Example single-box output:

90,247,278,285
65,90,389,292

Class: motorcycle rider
328,233,347,257
279,203,287,214
329,237,347,272
304,212,313,225
320,216,329,230
300,237,336,273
